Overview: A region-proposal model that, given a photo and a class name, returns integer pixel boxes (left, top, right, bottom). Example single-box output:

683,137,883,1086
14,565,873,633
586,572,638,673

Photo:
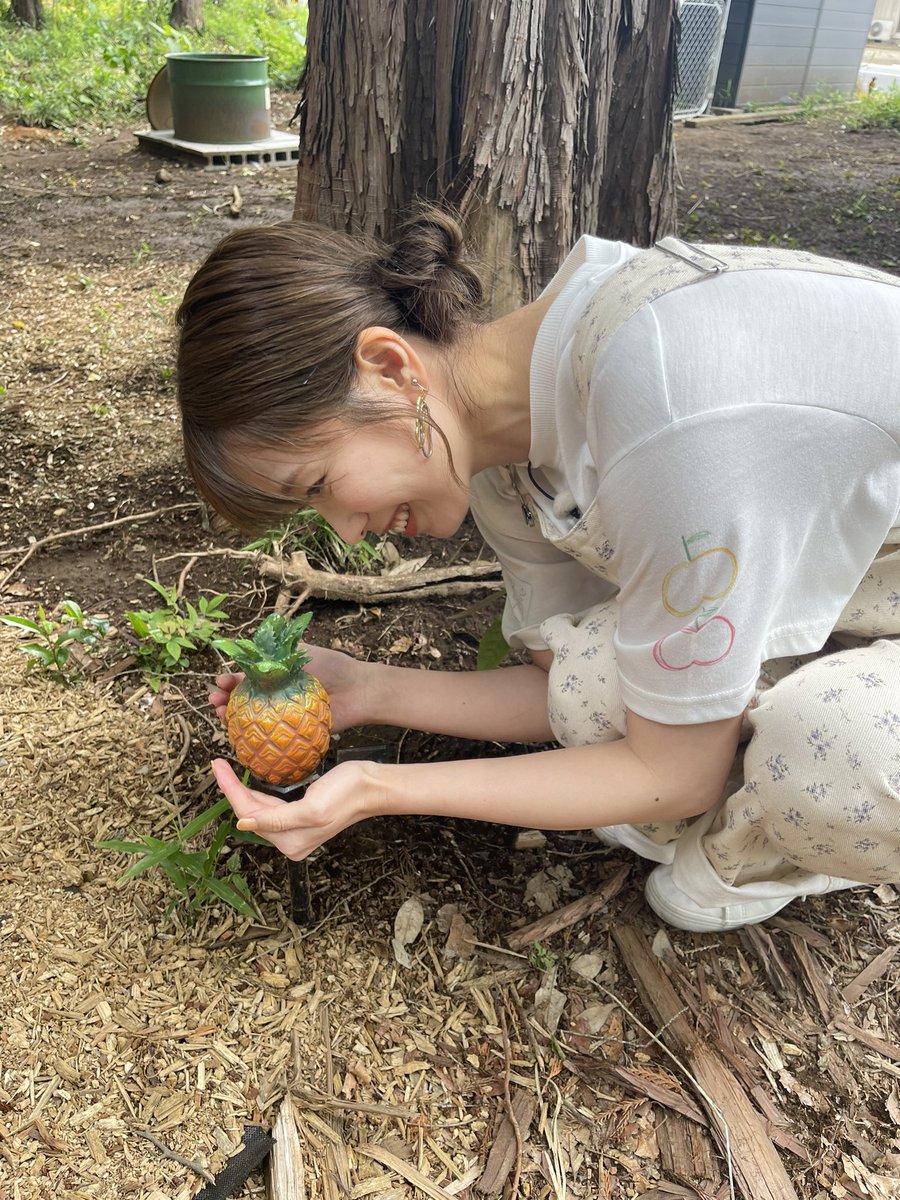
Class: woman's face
235,415,471,545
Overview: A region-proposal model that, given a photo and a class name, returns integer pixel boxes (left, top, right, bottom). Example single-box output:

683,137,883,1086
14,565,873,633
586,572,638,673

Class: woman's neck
448,289,559,475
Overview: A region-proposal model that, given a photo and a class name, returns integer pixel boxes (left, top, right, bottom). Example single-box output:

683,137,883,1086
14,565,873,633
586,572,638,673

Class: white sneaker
644,863,801,932
593,824,676,865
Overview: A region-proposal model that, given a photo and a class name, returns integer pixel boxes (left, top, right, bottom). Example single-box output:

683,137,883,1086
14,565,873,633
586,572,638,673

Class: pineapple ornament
214,612,332,786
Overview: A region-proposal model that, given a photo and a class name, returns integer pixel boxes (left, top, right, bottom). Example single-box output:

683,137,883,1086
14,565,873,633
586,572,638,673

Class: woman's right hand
210,642,375,733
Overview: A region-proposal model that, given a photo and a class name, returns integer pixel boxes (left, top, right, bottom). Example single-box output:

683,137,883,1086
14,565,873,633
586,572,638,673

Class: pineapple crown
214,612,313,683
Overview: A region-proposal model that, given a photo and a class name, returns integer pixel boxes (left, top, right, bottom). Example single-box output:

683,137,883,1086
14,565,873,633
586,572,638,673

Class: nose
319,504,367,545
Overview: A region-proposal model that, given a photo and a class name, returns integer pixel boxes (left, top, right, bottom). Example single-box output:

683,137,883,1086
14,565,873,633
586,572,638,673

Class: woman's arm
215,708,742,861
212,650,555,744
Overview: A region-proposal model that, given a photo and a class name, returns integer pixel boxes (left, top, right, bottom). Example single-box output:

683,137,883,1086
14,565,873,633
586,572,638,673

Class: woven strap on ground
195,1125,275,1200
571,236,900,407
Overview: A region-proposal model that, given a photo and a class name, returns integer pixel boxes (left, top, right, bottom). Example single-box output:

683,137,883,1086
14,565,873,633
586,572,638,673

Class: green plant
847,87,900,132
529,942,558,971
0,0,308,129
476,612,509,670
125,580,228,687
99,795,265,920
245,509,382,574
0,600,109,682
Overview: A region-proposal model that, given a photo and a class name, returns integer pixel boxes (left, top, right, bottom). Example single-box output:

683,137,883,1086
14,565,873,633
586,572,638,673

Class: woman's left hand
211,757,382,860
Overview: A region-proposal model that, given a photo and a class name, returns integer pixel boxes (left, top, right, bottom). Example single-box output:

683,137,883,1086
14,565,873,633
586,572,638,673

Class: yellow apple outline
661,547,738,618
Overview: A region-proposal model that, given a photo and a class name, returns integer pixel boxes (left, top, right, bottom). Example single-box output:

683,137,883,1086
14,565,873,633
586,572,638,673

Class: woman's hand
210,643,375,732
211,757,383,860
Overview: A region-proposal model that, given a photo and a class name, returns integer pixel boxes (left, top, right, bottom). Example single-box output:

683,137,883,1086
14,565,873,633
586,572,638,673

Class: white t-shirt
470,236,900,723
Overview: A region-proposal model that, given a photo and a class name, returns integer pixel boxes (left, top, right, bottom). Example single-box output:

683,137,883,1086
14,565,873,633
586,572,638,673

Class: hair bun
372,206,484,340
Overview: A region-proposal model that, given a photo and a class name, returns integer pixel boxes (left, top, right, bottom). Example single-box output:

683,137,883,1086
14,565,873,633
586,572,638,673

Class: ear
354,327,425,400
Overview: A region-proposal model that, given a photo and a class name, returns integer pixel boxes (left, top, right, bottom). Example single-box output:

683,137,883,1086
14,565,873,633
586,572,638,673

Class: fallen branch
2,502,203,558
258,549,502,603
0,503,203,592
506,864,631,950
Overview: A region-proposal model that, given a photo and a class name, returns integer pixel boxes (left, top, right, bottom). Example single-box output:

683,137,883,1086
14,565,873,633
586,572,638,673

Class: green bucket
166,53,270,144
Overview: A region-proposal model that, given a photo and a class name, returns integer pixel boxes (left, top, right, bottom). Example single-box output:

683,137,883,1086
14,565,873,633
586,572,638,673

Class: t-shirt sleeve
603,409,898,724
469,467,617,651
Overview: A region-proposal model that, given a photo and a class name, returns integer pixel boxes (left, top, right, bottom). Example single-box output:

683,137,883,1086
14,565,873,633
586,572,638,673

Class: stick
506,864,631,950
131,1127,215,1183
267,1098,306,1200
0,503,202,591
2,502,202,557
611,924,799,1200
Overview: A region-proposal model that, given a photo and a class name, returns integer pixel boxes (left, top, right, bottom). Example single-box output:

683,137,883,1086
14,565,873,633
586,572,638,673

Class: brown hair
176,207,484,530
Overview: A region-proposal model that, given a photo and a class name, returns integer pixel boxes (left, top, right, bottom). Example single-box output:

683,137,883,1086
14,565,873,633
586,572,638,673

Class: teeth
390,503,410,533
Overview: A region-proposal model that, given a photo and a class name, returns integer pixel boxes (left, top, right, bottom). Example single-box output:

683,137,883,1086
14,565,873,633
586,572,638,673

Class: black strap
195,1125,275,1200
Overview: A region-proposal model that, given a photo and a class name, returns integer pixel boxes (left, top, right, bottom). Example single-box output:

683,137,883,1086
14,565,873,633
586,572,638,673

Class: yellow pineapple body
226,675,332,785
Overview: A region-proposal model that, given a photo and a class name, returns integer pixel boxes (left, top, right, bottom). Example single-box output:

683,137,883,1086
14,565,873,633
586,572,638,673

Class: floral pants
542,546,900,902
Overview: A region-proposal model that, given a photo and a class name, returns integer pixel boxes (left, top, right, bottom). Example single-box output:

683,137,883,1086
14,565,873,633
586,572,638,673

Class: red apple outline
652,615,736,672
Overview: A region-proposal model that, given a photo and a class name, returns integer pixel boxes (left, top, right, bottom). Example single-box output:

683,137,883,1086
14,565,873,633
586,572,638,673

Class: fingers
211,759,304,835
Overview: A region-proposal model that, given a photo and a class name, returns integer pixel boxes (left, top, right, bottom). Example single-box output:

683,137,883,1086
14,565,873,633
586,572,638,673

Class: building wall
714,0,874,107
713,0,756,104
870,0,900,27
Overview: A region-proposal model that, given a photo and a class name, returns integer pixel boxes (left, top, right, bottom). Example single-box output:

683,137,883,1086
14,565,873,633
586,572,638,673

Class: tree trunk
293,0,677,309
9,0,43,28
169,0,203,34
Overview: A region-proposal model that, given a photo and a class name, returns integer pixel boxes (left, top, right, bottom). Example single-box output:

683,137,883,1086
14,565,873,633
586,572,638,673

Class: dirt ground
1,98,899,1199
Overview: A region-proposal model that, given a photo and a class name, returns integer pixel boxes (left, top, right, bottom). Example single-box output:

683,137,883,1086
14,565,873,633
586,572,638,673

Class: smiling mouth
387,503,410,534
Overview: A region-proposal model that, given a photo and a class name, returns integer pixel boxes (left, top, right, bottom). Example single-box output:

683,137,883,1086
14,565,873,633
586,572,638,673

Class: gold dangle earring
412,378,433,459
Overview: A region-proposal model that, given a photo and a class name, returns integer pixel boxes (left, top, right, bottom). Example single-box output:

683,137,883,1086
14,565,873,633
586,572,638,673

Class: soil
1,99,899,1198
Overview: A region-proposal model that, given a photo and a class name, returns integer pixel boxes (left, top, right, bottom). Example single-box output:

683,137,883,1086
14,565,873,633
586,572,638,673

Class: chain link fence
674,0,731,119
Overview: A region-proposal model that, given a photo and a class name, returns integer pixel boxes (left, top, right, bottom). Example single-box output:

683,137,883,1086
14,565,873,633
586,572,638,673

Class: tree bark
293,0,677,308
169,0,203,33
9,0,43,28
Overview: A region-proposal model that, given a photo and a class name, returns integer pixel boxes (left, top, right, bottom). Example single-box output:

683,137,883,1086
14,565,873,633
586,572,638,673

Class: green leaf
20,643,55,665
157,858,189,892
230,828,268,847
180,797,231,841
201,874,259,918
126,611,150,638
145,578,178,607
207,817,233,863
0,615,43,633
476,614,509,671
96,838,150,854
118,849,175,881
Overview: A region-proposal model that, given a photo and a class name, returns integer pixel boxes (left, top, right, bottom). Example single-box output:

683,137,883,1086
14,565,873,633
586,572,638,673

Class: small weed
476,612,509,670
125,581,228,687
145,290,175,322
158,365,174,382
245,510,382,575
529,941,558,971
98,794,265,921
133,240,152,266
0,0,308,129
0,600,109,682
848,86,900,132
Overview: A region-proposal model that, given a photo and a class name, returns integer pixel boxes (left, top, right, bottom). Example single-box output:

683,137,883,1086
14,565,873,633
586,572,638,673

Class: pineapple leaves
214,611,314,675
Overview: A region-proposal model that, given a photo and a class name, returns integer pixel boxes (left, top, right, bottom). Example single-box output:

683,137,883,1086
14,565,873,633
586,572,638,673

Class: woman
177,209,900,932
